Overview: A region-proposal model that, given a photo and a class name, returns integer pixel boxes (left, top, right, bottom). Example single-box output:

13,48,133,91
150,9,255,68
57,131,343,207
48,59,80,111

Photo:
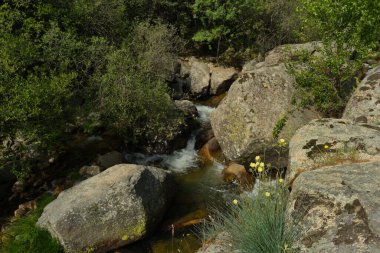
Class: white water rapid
124,104,221,173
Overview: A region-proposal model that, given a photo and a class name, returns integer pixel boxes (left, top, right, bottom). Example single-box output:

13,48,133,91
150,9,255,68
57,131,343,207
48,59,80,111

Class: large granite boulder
210,66,238,95
287,161,380,253
211,63,320,165
189,59,211,97
37,164,174,253
174,100,199,119
343,65,380,125
177,58,239,98
263,42,322,67
286,118,380,186
142,102,193,154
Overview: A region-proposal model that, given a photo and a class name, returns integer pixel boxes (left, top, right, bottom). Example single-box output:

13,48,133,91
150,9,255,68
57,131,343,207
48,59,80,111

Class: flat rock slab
37,164,174,253
196,232,238,253
343,65,380,125
286,118,380,186
287,161,380,253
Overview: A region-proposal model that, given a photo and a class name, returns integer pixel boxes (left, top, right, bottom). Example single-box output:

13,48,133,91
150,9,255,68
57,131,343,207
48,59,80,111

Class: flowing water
0,104,235,253
119,105,237,253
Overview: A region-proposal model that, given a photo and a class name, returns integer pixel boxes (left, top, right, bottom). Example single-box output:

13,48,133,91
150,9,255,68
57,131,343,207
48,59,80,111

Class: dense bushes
288,0,380,116
0,0,185,178
192,0,300,63
1,0,379,178
97,22,184,144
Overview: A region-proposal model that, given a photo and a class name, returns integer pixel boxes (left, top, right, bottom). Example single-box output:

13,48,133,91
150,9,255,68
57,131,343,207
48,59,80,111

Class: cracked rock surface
286,118,380,186
343,65,380,125
287,161,380,253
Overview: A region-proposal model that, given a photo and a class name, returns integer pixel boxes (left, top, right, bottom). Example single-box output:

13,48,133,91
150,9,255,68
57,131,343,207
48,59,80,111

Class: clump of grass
272,116,288,139
203,182,295,253
0,194,63,253
313,145,363,168
201,145,297,253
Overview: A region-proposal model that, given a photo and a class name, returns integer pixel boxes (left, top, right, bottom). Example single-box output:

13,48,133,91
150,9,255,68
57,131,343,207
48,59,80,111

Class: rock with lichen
210,62,320,166
285,118,380,186
177,57,239,98
210,66,238,95
37,164,174,253
343,65,380,125
287,161,380,253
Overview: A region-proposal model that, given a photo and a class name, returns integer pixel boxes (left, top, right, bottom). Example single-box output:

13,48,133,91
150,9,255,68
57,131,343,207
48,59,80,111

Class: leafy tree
192,0,300,62
96,22,184,146
299,0,380,49
192,0,239,58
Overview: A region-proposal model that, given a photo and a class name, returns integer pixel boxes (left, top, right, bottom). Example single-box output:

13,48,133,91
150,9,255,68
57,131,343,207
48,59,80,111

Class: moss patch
0,194,63,253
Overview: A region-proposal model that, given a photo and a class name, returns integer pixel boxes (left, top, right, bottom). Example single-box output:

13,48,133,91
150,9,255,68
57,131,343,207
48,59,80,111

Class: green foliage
0,1,185,177
289,0,380,116
192,0,239,50
273,116,288,139
311,145,362,168
97,22,184,144
287,47,363,116
0,1,80,177
192,0,300,61
0,194,63,253
299,0,380,49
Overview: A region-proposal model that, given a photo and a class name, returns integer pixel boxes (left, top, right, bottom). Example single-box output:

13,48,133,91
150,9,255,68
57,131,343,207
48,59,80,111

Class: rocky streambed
2,42,380,253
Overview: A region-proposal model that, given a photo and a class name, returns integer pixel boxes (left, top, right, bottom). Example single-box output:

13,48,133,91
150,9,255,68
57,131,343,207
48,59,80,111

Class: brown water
1,104,238,253
116,161,238,253
116,104,238,253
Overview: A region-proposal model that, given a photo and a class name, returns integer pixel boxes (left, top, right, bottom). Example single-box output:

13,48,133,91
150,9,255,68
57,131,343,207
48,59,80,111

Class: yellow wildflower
250,162,257,168
259,162,265,167
324,145,329,149
255,156,261,162
258,167,263,173
265,192,271,197
279,178,284,184
233,199,239,205
279,138,285,144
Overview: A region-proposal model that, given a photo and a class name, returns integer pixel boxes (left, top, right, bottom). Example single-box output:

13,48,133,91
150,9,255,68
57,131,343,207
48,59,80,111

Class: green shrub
192,0,300,61
96,21,184,144
273,116,288,139
289,0,380,116
287,47,362,116
0,194,63,253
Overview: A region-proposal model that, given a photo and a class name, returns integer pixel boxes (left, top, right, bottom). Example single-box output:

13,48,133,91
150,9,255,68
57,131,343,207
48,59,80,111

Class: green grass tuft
202,182,297,253
0,194,63,253
272,116,288,139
